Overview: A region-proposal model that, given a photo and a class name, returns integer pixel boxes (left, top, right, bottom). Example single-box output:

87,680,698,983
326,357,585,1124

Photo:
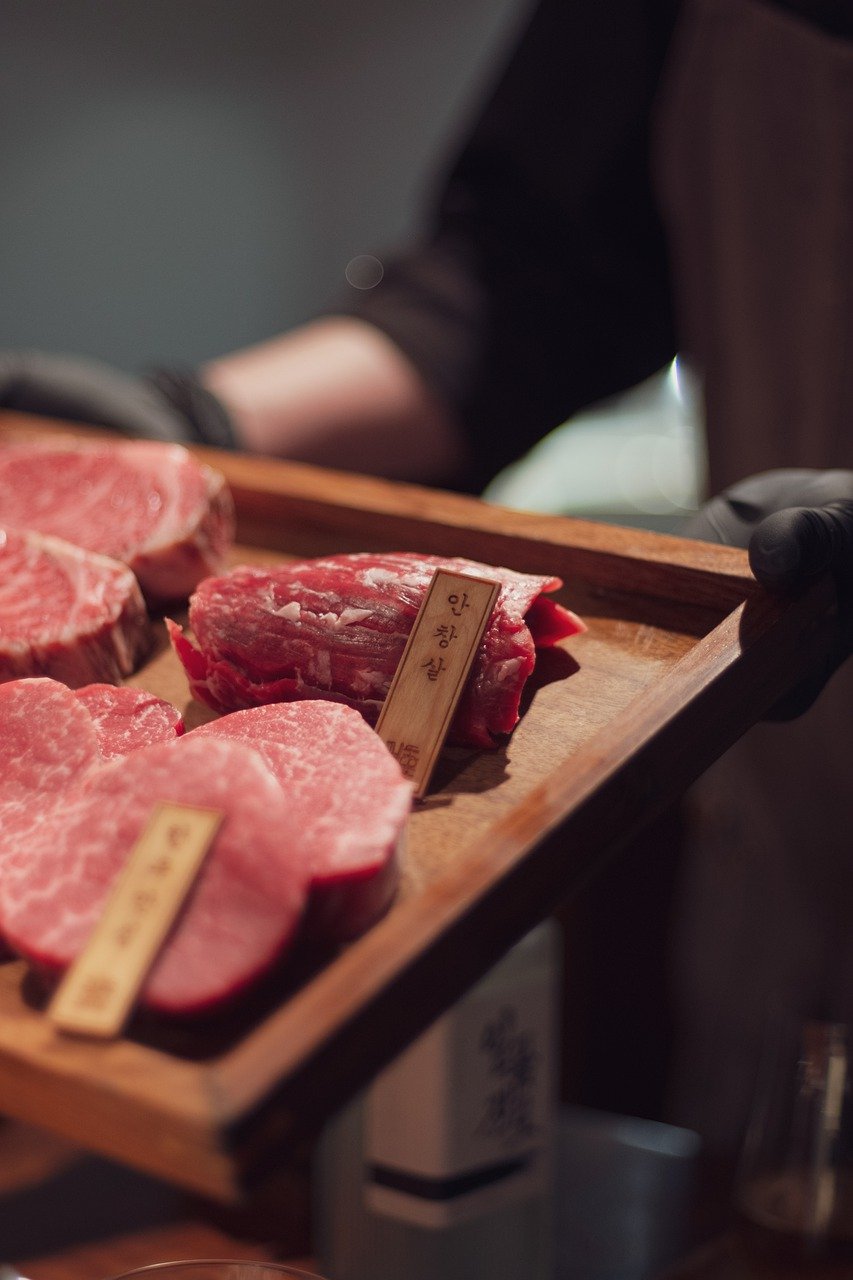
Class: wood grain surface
0,1117,314,1279
0,412,840,1202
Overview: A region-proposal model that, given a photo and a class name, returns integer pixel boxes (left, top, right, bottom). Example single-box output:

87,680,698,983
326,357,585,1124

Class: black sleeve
771,0,853,39
335,0,680,493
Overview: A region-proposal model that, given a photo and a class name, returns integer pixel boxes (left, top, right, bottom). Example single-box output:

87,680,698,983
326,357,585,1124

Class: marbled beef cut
169,551,585,747
0,678,183,857
75,683,184,760
0,679,100,817
0,439,234,602
0,526,151,687
0,736,310,1014
192,702,412,940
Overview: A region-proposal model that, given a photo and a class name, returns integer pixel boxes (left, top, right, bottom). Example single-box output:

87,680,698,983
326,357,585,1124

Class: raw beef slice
0,736,310,1014
169,551,585,747
192,702,413,941
0,678,101,810
0,677,102,865
0,438,234,602
0,678,183,865
0,677,185,975
0,679,183,788
75,683,184,760
0,526,151,687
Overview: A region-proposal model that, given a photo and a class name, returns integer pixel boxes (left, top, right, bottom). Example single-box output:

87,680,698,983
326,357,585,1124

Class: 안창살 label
375,568,500,798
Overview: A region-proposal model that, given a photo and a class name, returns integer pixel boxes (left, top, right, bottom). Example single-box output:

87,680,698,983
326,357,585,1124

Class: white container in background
315,920,560,1280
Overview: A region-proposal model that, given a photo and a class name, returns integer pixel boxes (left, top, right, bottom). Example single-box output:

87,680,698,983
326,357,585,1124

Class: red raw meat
169,552,585,747
192,702,412,941
0,678,183,787
0,439,234,602
0,736,310,1014
0,678,100,811
0,526,151,687
0,677,102,864
0,677,182,868
75,683,184,760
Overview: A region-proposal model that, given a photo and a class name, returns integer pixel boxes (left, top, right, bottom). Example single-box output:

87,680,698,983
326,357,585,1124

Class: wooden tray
0,413,839,1201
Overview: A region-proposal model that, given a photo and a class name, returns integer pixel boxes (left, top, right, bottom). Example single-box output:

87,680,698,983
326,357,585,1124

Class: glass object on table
109,1264,325,1280
733,1011,853,1278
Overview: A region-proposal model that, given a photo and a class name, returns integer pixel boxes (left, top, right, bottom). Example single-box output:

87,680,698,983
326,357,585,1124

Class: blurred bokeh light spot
345,255,384,289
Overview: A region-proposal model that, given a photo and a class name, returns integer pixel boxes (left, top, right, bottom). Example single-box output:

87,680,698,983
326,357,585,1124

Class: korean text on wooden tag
375,569,500,798
48,802,223,1039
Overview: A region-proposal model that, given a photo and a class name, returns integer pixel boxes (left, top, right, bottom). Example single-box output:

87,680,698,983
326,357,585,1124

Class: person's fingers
679,470,824,547
749,501,853,593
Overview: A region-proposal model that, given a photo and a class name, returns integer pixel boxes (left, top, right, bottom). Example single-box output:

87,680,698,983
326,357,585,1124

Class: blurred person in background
4,0,853,1171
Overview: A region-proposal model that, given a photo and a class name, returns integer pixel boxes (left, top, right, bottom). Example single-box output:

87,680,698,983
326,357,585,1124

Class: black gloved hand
0,351,236,450
681,469,853,716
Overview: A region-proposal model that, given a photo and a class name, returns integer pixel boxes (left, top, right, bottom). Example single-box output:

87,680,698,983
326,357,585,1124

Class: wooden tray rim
0,416,838,1198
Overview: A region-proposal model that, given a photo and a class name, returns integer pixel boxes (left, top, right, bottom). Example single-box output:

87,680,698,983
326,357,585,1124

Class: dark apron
654,0,853,1154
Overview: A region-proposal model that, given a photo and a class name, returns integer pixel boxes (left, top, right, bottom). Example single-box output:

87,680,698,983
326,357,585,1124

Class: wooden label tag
48,801,223,1039
375,569,500,798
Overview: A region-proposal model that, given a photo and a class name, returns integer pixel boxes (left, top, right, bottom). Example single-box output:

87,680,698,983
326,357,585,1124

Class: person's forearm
200,316,468,484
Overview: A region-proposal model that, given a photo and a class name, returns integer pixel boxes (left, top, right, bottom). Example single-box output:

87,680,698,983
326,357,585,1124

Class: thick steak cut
0,677,182,867
0,736,310,1014
0,526,151,687
0,677,102,865
0,678,101,810
0,679,183,789
192,702,412,941
75,683,184,760
169,551,585,747
0,439,234,602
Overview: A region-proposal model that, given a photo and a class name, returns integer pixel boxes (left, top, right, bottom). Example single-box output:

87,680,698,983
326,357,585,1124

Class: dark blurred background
0,0,527,369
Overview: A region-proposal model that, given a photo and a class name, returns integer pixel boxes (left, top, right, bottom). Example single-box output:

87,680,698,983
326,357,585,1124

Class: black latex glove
681,469,853,716
0,351,236,450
